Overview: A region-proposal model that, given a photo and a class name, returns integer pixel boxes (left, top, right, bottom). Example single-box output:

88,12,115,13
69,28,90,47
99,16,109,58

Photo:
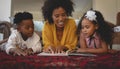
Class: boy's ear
16,25,21,31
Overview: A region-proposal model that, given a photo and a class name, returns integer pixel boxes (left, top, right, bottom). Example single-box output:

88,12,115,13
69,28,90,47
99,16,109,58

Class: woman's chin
58,25,64,28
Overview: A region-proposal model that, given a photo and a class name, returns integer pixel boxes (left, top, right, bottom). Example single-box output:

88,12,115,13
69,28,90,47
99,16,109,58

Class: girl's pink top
85,33,102,48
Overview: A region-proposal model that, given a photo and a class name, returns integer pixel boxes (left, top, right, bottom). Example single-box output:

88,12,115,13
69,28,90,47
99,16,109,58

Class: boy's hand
25,48,34,55
9,48,27,56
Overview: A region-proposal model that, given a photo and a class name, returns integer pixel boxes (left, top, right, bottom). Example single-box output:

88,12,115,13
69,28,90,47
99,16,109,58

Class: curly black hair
14,12,33,25
42,0,74,24
76,10,114,45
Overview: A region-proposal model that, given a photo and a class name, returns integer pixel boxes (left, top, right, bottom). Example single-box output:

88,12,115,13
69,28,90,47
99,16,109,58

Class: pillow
34,21,44,32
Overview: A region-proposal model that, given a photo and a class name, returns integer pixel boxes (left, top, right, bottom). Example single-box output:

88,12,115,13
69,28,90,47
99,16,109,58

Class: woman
42,0,77,53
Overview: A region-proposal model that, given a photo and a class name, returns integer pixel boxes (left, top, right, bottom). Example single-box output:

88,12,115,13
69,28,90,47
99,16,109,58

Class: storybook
37,52,96,57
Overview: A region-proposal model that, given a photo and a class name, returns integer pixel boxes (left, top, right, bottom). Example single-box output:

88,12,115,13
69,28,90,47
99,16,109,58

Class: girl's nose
82,29,86,33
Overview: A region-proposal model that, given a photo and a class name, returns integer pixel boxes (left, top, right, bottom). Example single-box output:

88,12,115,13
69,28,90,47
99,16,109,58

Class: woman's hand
43,46,68,54
43,46,56,53
55,46,68,53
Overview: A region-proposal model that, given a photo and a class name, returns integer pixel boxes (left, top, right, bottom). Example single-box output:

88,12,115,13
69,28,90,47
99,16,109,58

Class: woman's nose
59,16,63,21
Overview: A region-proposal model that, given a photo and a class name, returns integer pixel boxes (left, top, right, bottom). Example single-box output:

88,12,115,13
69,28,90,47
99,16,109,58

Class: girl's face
18,19,34,39
81,18,98,38
52,7,67,28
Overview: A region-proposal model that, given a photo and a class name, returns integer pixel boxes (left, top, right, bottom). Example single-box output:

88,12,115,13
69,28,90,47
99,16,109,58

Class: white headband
85,10,97,21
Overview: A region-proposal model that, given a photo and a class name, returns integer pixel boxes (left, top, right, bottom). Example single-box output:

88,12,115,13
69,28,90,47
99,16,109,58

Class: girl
76,10,114,54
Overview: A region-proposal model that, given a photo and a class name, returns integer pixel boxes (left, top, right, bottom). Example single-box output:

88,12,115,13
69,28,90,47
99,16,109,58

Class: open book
68,52,97,56
37,52,68,56
37,52,96,57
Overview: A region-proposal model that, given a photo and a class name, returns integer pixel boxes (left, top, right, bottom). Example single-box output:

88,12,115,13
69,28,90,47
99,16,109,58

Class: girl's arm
79,33,87,48
78,33,108,54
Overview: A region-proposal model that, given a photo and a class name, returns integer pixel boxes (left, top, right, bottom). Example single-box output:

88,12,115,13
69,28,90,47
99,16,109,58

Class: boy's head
14,12,34,39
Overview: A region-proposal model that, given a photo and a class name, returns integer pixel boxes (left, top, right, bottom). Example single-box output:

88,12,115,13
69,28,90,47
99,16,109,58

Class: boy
5,12,42,56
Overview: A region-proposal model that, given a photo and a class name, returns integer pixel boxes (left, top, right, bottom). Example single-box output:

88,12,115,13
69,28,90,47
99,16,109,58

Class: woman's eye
62,14,66,17
54,15,59,18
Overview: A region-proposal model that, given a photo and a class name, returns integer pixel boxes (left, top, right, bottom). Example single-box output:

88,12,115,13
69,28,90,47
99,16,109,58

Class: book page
37,52,96,57
68,52,97,57
37,52,68,56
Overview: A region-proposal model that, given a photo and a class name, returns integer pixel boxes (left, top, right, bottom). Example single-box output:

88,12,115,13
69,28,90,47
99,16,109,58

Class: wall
72,0,92,19
93,0,119,24
117,0,120,12
0,0,11,22
11,0,44,21
12,0,92,21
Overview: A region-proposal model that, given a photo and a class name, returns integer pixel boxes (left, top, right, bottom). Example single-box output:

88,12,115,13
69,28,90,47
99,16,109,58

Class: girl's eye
81,26,84,29
85,26,89,29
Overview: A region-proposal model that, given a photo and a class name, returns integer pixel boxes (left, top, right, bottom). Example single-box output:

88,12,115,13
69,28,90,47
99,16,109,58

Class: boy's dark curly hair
14,12,33,25
77,10,114,45
42,0,74,24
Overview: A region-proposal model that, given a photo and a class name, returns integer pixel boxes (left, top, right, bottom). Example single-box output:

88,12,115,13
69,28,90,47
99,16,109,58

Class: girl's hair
77,10,114,45
14,12,33,25
42,0,74,24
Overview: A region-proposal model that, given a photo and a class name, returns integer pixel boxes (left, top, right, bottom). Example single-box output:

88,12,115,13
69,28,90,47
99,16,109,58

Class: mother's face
52,7,67,28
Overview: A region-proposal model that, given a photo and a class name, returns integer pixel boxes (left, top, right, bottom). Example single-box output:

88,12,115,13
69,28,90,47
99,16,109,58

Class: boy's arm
9,48,27,56
30,32,42,53
5,30,18,54
31,41,42,53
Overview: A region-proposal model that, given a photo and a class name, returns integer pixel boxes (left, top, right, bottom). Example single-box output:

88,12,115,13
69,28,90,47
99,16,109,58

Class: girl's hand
76,48,87,53
108,49,118,54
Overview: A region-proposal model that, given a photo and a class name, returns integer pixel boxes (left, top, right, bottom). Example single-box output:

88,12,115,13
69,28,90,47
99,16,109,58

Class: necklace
56,27,64,41
56,27,64,31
